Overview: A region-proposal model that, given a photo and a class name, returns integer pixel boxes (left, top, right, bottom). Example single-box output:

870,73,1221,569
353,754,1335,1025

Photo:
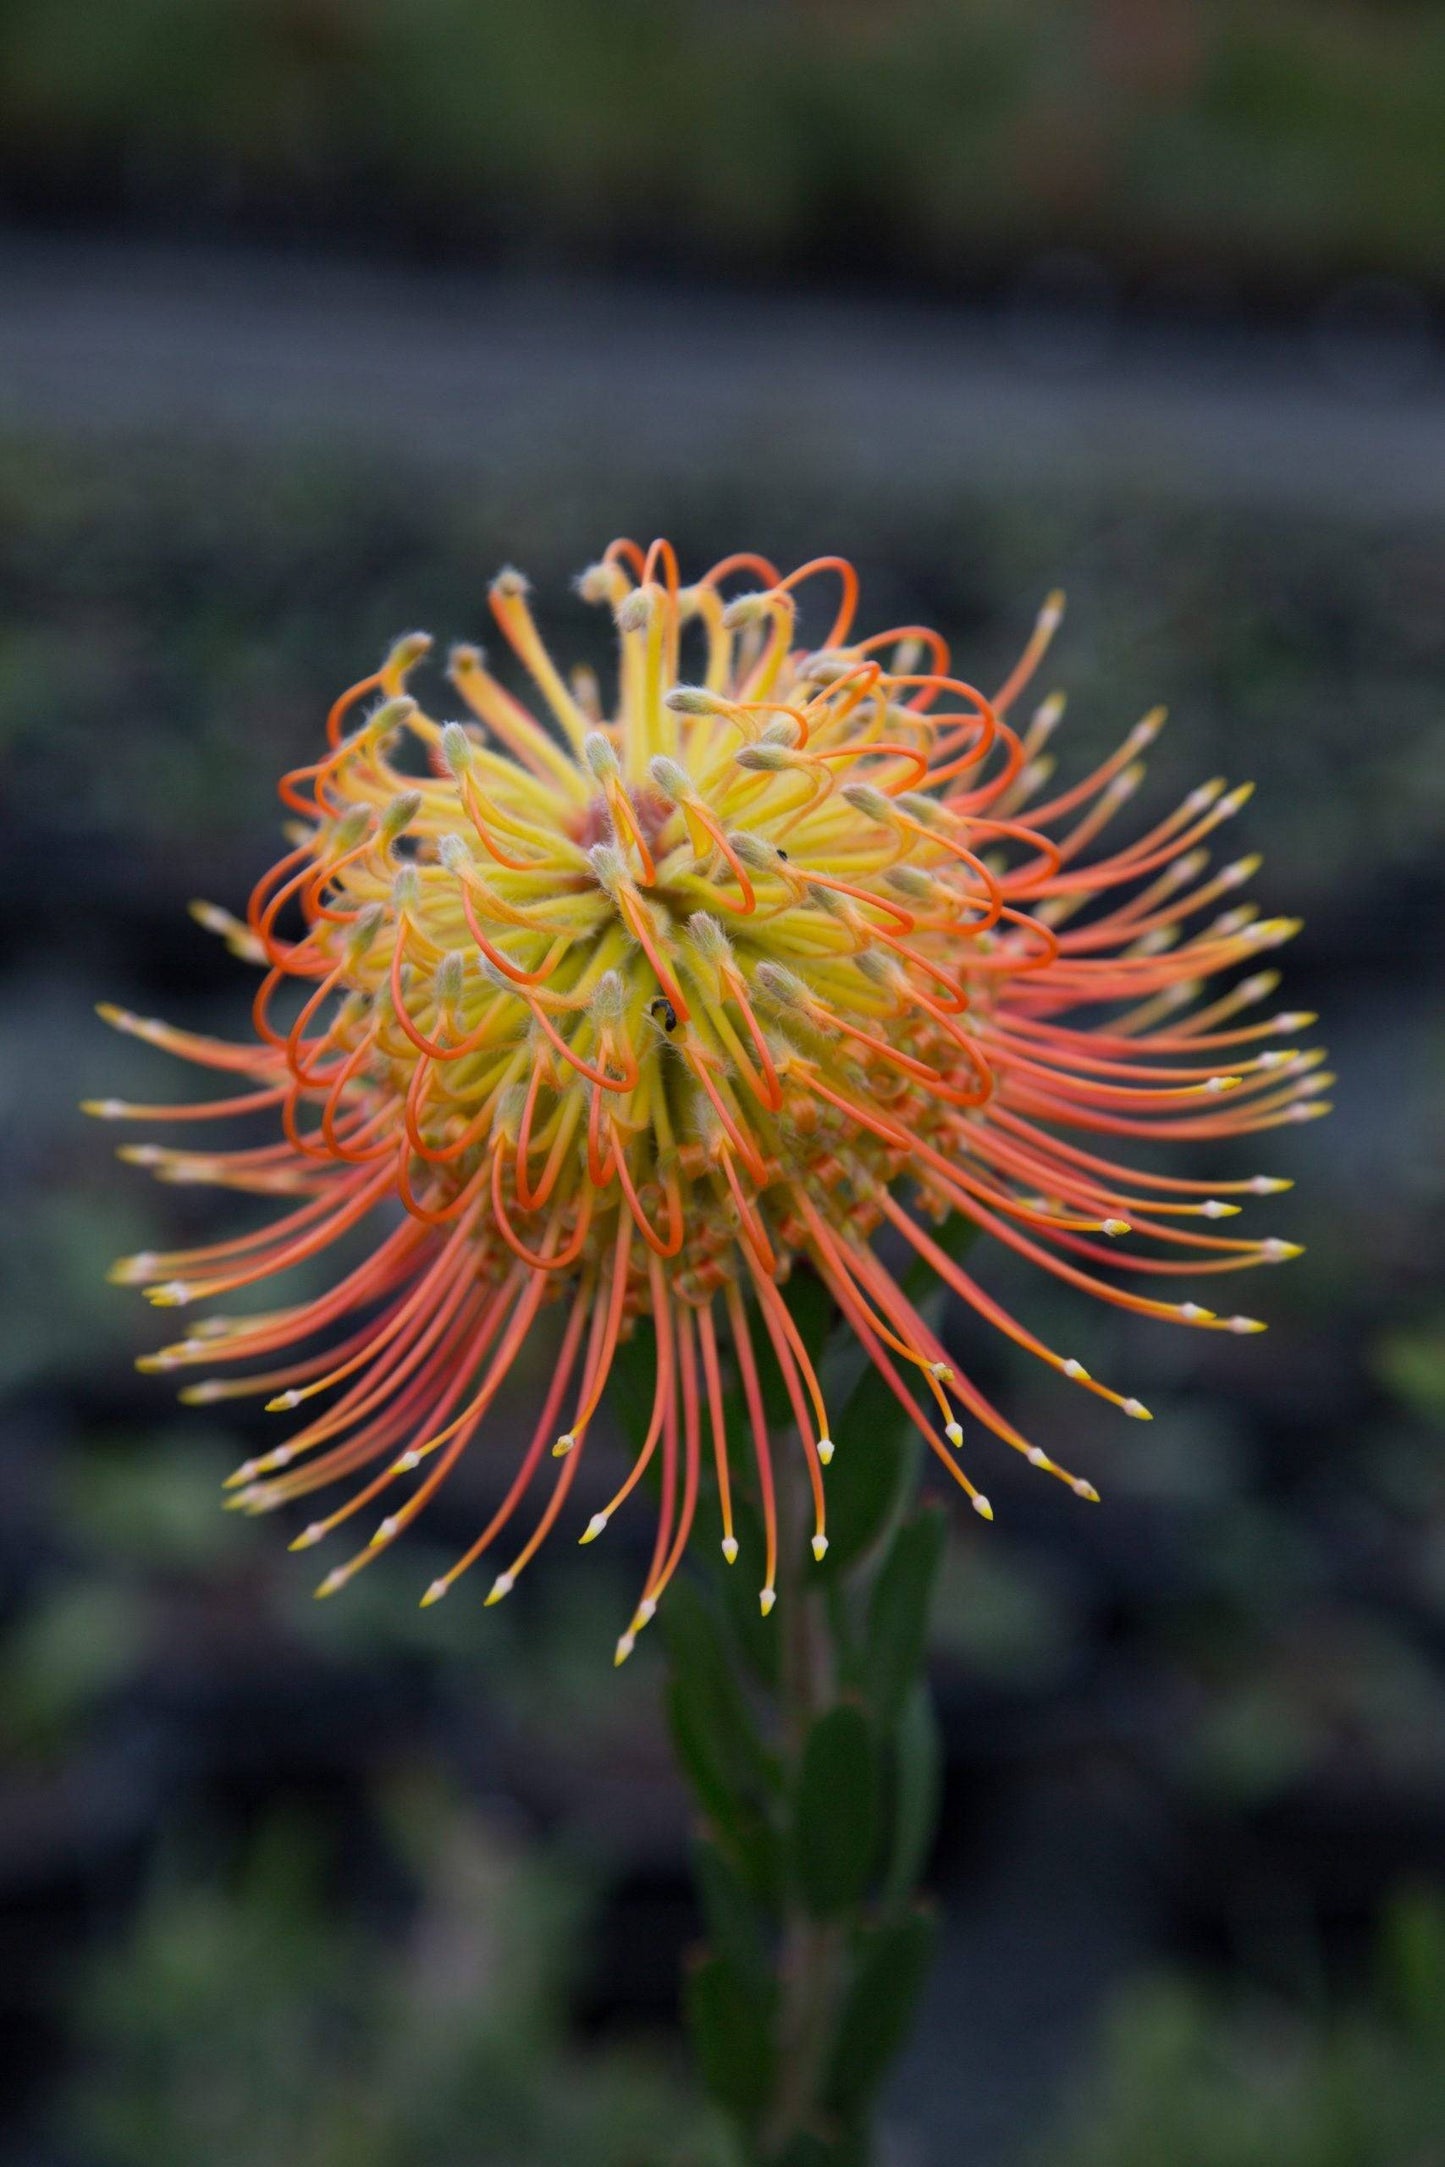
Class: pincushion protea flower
93,540,1326,1655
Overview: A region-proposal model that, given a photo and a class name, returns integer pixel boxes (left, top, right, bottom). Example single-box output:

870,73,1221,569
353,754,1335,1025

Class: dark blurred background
2,4,1444,2163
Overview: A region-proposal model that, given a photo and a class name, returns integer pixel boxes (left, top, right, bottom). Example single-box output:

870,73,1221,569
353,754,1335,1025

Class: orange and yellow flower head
95,541,1326,1653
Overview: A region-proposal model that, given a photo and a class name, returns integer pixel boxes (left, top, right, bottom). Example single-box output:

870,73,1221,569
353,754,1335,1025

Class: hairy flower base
95,540,1326,1656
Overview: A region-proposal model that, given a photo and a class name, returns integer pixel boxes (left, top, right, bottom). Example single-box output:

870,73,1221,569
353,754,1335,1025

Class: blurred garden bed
3,1,1445,309
2,396,1444,2163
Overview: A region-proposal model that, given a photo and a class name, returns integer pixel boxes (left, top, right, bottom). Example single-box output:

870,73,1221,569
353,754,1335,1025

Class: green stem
656,1271,962,2164
763,1489,840,2160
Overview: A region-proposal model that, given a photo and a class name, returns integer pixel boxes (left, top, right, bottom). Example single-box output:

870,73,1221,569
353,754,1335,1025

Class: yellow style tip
579,1513,609,1545
420,1580,450,1607
721,1535,739,1565
811,1534,829,1562
759,1586,777,1616
146,1281,192,1308
971,1495,994,1521
484,1572,515,1606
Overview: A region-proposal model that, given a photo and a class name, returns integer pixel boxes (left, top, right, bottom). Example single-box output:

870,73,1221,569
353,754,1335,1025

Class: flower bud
440,721,474,776
842,782,894,822
591,970,626,1026
648,754,692,800
381,791,423,845
584,731,621,783
687,913,732,964
664,686,720,716
727,830,781,871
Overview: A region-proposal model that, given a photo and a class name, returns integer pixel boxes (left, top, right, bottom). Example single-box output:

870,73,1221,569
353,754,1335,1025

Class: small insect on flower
93,541,1324,1650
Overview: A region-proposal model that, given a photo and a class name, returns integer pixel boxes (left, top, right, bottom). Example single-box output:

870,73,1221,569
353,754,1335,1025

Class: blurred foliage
1376,1320,1445,1429
2,222,1443,2154
1041,1891,1445,2167
65,1790,722,2167
3,2,1445,296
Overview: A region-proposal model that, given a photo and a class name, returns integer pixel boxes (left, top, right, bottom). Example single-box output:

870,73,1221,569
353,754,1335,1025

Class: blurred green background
2,4,1444,2163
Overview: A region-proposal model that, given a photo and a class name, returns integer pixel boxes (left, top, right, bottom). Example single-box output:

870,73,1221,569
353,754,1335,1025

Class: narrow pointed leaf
792,1701,879,1917
816,1214,981,1572
883,1679,943,1907
684,1949,776,2127
660,1578,779,1799
862,1506,946,1732
694,1832,771,1990
823,1907,939,2118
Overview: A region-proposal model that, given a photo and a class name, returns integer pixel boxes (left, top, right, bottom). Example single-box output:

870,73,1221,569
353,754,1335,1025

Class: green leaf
606,1314,661,1449
662,1580,783,1898
814,1353,921,1575
776,2130,869,2167
660,1579,778,1800
754,1270,835,1432
684,1949,776,2128
902,1205,982,1280
862,1507,946,1732
823,1907,939,2119
883,1681,944,1908
791,1702,879,1918
816,1213,981,1573
1381,1888,1445,2044
707,1491,780,1689
668,1678,784,1904
693,1834,771,1991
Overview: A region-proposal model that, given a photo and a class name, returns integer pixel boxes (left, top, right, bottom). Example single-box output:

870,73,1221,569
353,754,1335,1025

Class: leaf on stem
684,1948,776,2127
823,1906,939,2120
882,1680,943,1909
791,1701,879,1918
862,1506,947,1733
